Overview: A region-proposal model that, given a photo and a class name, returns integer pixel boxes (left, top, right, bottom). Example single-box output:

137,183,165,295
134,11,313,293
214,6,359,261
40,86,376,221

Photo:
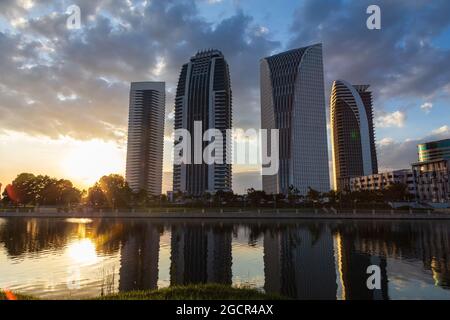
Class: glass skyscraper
330,80,378,191
172,50,232,195
260,44,330,195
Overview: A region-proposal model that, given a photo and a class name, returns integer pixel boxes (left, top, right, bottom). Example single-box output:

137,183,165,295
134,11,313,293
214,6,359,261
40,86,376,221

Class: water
0,217,449,300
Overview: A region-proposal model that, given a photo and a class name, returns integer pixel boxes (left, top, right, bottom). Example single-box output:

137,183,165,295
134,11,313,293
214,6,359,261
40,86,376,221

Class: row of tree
1,172,414,209
0,173,141,208
1,173,82,206
168,183,413,208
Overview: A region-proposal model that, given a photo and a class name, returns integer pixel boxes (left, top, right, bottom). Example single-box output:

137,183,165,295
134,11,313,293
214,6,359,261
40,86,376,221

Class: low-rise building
412,159,450,203
347,138,450,205
349,169,416,194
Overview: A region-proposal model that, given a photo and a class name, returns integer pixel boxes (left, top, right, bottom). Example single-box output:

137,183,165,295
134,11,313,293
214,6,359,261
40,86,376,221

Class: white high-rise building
125,82,165,196
260,44,330,195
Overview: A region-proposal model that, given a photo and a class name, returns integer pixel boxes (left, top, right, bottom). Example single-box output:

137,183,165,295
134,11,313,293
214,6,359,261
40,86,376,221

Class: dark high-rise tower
260,44,330,195
330,80,378,191
172,50,232,195
125,82,165,196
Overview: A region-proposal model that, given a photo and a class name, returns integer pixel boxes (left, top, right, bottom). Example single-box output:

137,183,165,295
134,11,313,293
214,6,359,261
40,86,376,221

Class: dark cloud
0,0,279,143
1,0,450,183
288,0,450,103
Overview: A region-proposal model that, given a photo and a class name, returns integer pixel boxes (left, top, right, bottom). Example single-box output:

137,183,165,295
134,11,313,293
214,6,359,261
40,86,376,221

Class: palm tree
306,187,321,203
288,185,300,205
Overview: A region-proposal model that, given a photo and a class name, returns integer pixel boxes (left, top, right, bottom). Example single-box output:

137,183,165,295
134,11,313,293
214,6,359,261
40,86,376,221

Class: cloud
2,0,447,146
288,0,450,106
377,126,450,171
1,0,450,194
431,125,449,135
0,0,279,144
378,137,394,146
420,102,433,113
375,110,406,128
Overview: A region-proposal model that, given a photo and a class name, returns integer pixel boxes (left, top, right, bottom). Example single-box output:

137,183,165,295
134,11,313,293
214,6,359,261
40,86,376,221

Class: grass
1,284,284,300
96,284,284,300
0,290,36,300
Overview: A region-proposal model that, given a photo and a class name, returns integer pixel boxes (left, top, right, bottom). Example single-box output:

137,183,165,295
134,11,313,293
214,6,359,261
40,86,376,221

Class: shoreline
1,209,450,220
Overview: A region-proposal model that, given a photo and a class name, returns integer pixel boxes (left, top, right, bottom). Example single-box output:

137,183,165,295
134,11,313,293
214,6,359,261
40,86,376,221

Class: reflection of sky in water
387,258,450,300
231,228,264,289
0,218,449,299
157,230,171,289
0,234,119,299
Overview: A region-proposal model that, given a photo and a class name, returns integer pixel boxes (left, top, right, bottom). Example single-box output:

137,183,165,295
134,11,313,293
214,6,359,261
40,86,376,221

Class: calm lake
0,217,449,300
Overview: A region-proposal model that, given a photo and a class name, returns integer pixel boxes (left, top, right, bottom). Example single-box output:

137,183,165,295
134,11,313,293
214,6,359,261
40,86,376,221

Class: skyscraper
330,80,378,191
260,44,330,195
125,82,165,196
172,50,232,195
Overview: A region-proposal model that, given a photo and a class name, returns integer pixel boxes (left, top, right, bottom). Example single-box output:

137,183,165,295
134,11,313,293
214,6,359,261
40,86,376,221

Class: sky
0,0,449,194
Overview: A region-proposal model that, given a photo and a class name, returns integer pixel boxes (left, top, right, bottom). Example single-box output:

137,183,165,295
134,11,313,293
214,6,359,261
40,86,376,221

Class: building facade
260,44,330,195
125,82,165,196
331,80,378,191
412,139,450,204
172,50,232,195
418,139,450,162
349,169,416,194
412,159,450,203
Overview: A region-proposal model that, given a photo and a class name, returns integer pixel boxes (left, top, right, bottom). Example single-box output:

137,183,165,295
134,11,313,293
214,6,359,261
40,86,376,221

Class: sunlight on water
0,218,449,300
65,218,93,224
67,239,98,266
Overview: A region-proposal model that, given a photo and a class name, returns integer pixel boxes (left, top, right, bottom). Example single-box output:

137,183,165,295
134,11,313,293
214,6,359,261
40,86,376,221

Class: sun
61,139,125,187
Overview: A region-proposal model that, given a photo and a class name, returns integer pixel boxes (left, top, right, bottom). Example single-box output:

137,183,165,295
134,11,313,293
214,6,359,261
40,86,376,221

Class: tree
58,179,82,206
306,187,321,203
2,173,81,207
246,188,267,206
324,190,340,205
382,183,412,202
87,183,107,207
213,190,235,205
132,189,150,207
288,185,300,205
87,174,132,208
9,173,38,205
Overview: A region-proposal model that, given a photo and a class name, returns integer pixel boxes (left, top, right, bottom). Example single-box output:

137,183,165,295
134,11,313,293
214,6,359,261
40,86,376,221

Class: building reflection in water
335,231,389,300
118,222,161,291
264,225,337,299
335,221,450,291
170,224,232,285
0,218,449,299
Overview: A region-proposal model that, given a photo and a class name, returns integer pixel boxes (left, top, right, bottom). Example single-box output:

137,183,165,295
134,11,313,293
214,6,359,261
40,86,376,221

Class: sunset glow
61,139,125,188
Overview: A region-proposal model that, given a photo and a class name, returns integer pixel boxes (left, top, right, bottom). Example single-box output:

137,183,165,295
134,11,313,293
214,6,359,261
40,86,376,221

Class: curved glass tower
260,44,330,195
172,50,232,195
330,80,378,191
